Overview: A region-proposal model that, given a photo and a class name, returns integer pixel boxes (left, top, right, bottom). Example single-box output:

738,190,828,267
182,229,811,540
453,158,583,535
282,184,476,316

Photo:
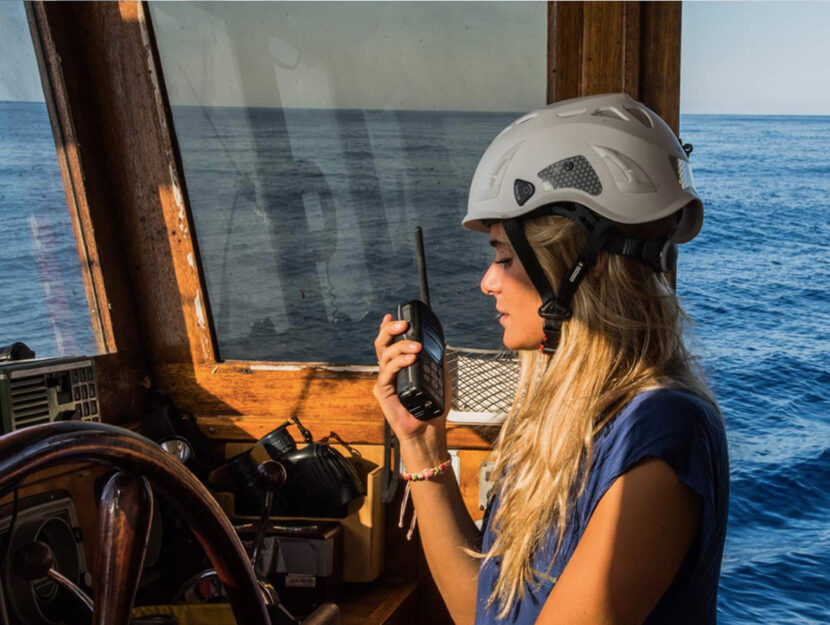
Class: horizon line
1,99,828,117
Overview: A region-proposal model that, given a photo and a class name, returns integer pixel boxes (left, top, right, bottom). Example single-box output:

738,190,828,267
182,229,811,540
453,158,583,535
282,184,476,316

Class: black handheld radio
394,227,446,421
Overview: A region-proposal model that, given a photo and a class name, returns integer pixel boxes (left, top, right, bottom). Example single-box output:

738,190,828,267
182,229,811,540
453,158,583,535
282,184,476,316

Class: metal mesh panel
446,345,519,416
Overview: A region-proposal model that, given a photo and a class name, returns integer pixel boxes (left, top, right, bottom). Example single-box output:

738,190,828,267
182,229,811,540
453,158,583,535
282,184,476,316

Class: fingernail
409,342,419,350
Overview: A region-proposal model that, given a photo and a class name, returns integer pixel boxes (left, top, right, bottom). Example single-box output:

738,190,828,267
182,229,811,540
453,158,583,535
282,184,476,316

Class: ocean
1,101,828,623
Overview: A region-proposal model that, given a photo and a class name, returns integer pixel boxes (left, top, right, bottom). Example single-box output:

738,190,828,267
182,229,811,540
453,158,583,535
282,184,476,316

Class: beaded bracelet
399,458,453,540
402,458,452,482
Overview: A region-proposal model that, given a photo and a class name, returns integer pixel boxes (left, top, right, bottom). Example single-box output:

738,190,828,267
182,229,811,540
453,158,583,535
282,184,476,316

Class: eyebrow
489,239,509,249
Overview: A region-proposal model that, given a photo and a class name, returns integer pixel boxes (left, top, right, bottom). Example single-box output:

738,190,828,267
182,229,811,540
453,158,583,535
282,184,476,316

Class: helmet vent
593,145,656,194
624,106,654,128
538,155,602,196
515,112,538,125
591,106,627,121
477,141,523,201
556,108,586,119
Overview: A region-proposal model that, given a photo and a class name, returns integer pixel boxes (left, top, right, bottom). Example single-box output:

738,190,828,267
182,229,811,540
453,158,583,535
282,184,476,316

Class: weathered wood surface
199,413,496,451
34,1,216,368
28,3,157,421
581,2,626,94
340,580,418,625
156,362,498,448
27,3,129,356
548,1,682,133
548,2,582,105
638,1,683,133
93,353,154,425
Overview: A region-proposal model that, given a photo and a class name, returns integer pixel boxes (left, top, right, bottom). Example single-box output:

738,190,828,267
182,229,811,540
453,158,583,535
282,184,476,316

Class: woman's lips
497,312,508,325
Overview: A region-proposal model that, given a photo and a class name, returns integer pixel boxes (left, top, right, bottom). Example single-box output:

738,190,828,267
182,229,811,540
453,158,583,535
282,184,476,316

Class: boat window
148,2,546,363
0,2,99,359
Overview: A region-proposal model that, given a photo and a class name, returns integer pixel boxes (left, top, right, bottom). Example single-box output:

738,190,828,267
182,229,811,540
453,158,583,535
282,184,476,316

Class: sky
680,1,830,115
1,1,829,115
0,1,43,102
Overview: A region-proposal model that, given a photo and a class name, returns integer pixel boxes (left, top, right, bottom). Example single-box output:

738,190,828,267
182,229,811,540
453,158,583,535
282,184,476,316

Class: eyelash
495,258,512,266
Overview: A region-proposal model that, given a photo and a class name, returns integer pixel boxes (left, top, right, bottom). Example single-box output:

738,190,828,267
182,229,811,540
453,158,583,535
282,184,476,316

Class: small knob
13,542,53,581
255,460,287,492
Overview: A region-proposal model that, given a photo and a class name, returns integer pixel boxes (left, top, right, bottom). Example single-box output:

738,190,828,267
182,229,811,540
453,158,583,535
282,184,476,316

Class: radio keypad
421,357,443,407
68,365,99,421
396,300,445,420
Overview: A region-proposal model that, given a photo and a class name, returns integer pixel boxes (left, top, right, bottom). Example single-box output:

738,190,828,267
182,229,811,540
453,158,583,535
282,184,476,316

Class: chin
501,331,538,352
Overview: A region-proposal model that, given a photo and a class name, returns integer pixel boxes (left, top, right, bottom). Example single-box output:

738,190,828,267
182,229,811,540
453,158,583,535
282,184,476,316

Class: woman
373,93,729,625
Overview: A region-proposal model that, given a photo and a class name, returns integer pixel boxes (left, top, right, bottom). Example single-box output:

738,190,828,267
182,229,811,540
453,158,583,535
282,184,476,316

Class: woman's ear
592,251,608,276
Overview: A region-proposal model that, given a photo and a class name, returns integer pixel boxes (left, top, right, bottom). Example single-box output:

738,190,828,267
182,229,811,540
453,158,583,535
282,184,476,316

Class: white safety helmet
464,93,703,354
463,92,702,243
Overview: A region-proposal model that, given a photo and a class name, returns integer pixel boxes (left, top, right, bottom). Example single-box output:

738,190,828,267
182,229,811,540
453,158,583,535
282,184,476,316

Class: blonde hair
477,214,714,618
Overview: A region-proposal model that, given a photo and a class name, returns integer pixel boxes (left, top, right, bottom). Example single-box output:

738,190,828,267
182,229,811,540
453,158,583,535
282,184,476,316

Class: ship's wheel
0,421,271,625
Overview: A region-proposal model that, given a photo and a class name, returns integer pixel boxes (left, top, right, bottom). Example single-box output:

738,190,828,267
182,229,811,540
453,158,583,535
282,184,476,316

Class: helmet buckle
658,240,678,273
538,299,571,322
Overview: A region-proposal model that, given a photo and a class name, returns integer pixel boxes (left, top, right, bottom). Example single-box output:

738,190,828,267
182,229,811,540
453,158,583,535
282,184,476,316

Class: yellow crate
132,603,235,625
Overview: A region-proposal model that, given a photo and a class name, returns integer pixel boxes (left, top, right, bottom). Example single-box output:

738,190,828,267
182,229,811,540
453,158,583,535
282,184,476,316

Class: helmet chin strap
501,202,676,354
502,212,611,354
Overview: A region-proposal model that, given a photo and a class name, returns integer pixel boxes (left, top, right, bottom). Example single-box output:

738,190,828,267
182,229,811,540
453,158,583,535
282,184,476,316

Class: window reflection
150,2,546,362
0,2,98,358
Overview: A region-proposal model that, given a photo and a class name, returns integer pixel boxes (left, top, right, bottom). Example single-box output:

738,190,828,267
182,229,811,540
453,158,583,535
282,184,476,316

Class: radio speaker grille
0,358,100,433
9,375,51,429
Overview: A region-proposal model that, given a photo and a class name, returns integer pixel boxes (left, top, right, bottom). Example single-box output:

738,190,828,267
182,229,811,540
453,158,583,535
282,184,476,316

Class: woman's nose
480,263,500,295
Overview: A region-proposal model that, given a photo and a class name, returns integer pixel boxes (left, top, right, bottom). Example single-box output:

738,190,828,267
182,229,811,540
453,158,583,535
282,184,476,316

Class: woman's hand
372,314,448,447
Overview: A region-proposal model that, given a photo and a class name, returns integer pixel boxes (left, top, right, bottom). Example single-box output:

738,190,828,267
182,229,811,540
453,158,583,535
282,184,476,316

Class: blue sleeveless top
476,388,729,624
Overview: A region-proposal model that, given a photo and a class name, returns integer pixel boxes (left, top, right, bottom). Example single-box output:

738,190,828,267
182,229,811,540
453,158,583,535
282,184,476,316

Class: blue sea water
0,101,95,358
679,115,830,623
1,102,829,623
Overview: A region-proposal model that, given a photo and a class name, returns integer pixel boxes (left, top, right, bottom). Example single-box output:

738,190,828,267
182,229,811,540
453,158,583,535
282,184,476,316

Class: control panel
0,357,99,433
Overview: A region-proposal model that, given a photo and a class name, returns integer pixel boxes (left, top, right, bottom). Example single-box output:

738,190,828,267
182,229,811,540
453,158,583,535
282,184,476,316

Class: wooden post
548,1,682,133
31,1,218,368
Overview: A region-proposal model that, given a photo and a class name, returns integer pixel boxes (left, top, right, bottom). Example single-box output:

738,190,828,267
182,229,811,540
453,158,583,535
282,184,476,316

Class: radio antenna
414,227,431,307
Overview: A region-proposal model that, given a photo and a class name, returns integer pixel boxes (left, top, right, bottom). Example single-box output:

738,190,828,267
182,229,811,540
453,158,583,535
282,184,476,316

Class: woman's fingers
377,340,422,386
374,314,423,404
374,315,409,362
379,339,421,367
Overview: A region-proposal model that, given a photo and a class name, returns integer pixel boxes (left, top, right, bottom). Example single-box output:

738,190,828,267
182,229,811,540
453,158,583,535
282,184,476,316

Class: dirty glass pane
149,1,546,362
0,2,98,358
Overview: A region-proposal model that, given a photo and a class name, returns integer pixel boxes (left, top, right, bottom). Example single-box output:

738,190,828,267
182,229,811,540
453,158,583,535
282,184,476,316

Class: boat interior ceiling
0,2,683,624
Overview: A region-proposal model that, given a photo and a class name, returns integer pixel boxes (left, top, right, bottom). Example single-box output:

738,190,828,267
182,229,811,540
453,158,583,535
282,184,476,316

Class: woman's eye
495,258,512,266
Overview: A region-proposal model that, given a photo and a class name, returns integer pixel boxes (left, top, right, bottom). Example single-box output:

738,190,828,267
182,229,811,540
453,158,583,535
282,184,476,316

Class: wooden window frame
26,0,681,447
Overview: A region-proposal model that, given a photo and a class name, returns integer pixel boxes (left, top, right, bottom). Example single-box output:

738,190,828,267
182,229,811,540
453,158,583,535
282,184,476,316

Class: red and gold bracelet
402,458,452,482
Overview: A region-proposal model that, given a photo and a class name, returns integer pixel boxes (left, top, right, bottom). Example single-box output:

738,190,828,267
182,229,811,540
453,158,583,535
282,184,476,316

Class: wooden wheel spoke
93,471,153,625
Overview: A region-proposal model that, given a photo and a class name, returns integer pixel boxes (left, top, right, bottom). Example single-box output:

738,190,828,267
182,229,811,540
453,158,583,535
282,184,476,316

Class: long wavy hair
476,213,715,618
